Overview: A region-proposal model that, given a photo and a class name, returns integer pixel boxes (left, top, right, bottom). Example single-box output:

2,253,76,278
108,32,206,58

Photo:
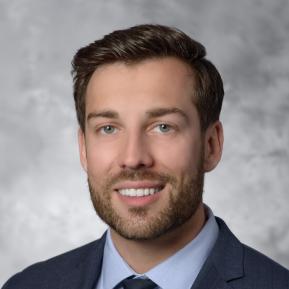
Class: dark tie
116,276,158,289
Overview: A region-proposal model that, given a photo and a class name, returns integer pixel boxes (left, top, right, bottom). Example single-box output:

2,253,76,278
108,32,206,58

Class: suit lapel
190,265,233,289
191,217,244,289
58,232,107,289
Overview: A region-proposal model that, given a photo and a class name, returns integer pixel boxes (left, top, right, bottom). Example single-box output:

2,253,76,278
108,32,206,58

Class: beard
88,156,204,241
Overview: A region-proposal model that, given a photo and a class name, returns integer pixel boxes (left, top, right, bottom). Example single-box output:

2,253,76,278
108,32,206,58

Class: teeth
118,188,161,197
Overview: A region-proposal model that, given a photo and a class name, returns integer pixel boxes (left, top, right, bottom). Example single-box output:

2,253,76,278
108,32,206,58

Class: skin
78,57,223,273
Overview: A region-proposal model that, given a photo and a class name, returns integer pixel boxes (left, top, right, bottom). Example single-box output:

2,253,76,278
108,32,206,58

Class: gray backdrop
1,0,289,285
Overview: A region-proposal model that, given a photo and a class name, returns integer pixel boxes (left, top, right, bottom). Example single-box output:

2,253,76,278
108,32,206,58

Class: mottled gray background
1,0,289,285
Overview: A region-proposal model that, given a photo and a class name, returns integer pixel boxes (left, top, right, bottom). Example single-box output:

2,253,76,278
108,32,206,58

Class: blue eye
100,125,117,134
156,123,171,133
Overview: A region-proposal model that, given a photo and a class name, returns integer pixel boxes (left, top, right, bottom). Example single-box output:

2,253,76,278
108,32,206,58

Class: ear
203,121,224,172
78,128,88,172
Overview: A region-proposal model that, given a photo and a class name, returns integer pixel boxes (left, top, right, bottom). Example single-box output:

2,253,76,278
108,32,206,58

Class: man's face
79,57,207,240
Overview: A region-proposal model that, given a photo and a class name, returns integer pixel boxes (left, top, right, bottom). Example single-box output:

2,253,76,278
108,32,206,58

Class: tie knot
121,276,157,289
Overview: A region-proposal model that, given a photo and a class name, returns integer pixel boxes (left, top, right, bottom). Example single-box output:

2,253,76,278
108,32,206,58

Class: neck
110,203,206,273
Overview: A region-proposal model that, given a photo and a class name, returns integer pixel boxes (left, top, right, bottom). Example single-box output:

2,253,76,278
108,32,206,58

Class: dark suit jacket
2,217,289,289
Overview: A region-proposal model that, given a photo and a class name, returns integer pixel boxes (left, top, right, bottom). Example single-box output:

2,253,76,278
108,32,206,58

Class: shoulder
1,235,106,289
241,243,289,286
214,217,289,288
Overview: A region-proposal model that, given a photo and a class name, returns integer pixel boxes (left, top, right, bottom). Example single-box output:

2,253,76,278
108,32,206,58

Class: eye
154,123,172,133
99,125,117,134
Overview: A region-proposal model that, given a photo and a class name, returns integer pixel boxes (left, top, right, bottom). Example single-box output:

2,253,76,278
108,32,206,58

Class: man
2,24,289,289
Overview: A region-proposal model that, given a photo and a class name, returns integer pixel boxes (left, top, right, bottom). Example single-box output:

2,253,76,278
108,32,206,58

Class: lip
116,186,164,207
113,181,166,207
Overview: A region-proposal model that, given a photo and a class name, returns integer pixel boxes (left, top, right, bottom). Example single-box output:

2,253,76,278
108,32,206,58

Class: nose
117,132,154,170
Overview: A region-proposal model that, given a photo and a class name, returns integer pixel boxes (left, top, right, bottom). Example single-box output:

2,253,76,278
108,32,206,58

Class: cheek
153,138,201,174
85,141,118,175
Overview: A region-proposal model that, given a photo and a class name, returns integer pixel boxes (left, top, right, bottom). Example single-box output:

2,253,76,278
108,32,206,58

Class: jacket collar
191,217,244,289
58,232,106,289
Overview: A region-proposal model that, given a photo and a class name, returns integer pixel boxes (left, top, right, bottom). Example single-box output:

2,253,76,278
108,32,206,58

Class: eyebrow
146,107,189,122
87,110,119,122
87,107,189,123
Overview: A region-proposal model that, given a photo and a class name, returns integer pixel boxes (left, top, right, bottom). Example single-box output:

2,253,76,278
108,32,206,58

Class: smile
118,187,162,197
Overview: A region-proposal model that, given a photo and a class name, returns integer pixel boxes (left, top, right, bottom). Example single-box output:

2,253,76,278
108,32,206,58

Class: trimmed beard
88,157,204,241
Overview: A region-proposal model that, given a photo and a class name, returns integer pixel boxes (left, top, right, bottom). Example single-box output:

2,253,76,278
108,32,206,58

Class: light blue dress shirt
96,205,219,289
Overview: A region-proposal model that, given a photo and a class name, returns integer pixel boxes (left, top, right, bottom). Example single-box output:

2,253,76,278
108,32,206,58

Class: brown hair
71,24,224,132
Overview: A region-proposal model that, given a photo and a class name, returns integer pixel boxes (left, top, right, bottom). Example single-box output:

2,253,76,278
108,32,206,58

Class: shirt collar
146,206,219,289
101,205,219,289
99,229,135,289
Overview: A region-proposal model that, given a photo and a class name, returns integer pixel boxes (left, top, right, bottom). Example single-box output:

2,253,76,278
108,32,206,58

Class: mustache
103,169,176,189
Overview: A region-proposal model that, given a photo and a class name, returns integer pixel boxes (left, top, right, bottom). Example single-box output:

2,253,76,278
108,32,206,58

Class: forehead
86,57,197,111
